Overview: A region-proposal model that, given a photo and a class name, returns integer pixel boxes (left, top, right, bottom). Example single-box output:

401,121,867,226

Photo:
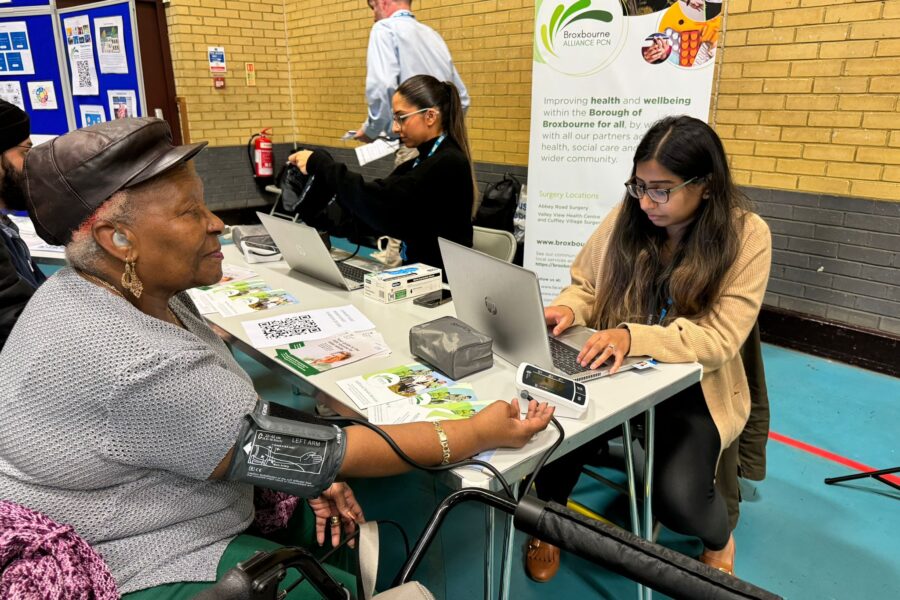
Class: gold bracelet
433,421,451,465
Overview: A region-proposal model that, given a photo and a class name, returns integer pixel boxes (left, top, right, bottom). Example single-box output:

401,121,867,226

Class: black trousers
534,383,730,551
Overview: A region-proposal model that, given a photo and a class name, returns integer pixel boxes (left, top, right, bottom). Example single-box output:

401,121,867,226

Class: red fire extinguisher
248,128,274,180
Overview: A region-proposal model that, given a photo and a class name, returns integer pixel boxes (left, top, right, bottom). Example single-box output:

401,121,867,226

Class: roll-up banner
526,0,723,300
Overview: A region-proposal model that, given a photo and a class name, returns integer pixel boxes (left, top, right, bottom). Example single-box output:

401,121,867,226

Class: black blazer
306,136,474,271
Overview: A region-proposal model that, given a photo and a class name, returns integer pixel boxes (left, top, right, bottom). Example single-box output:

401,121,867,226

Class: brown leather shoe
699,535,736,576
525,537,560,582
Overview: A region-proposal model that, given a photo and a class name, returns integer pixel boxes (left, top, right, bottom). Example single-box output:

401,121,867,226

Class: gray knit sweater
0,268,259,593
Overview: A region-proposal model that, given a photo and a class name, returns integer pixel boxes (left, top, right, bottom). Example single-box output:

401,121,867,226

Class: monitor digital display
523,367,574,398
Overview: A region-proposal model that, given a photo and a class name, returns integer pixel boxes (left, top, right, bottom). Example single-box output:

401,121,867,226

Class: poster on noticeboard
0,81,26,111
108,89,136,119
0,21,36,76
63,14,100,95
94,15,128,74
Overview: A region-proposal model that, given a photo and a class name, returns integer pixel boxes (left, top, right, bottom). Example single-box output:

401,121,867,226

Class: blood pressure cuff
226,401,345,498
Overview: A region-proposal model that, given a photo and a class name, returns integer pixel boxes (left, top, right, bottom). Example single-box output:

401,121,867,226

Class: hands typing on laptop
438,238,649,382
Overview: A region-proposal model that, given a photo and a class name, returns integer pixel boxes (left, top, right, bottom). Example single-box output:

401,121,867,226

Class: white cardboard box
363,263,442,303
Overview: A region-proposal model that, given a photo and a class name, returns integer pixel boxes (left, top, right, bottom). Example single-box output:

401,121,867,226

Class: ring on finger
607,344,616,352
330,515,340,526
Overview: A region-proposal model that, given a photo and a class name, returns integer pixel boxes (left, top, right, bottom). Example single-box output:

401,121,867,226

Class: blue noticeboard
0,13,73,136
58,0,144,128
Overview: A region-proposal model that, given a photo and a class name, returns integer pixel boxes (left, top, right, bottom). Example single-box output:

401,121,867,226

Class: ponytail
396,75,479,218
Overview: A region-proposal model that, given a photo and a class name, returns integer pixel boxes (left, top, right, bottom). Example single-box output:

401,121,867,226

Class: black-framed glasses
391,107,434,126
625,176,698,204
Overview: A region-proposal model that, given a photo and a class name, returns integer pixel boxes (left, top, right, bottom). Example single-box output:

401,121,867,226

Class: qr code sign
259,315,322,340
76,60,92,90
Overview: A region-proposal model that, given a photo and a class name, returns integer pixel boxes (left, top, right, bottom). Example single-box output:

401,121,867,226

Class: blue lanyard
412,133,445,169
655,297,673,325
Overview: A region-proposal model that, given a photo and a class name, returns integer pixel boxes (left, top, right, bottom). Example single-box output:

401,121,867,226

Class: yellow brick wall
283,0,535,165
282,1,368,148
714,0,900,201
167,0,536,163
165,0,295,147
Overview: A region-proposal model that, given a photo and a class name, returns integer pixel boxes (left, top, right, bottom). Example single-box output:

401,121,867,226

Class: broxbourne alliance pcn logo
535,0,625,76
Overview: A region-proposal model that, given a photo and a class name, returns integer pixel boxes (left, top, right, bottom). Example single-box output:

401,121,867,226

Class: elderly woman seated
0,118,554,597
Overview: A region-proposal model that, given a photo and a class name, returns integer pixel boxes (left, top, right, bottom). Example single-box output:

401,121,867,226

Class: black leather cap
24,118,207,246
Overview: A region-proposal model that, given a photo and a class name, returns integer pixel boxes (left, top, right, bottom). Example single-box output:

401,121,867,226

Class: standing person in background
356,0,472,267
356,0,470,146
0,100,45,349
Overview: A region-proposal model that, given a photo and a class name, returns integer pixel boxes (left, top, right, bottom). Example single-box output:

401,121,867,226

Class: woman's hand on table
544,305,575,337
577,327,632,374
308,482,366,548
472,398,555,449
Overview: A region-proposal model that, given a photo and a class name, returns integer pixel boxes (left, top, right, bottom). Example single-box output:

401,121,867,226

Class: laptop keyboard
337,262,368,284
548,336,587,375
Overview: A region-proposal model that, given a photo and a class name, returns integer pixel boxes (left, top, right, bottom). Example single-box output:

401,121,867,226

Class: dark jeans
534,383,730,551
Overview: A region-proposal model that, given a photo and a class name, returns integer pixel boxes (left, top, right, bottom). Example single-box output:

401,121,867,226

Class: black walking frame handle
394,489,783,600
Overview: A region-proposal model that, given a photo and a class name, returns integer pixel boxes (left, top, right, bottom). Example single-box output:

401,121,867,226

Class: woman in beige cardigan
526,116,772,582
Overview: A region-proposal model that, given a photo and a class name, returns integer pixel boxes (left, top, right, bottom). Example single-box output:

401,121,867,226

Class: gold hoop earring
121,254,143,298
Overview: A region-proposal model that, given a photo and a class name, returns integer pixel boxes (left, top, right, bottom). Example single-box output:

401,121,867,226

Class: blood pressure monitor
515,363,589,419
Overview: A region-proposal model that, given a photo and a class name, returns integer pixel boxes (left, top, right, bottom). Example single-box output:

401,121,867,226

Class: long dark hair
396,74,478,218
591,115,750,328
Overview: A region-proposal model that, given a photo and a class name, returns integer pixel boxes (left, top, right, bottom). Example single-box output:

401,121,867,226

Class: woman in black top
288,75,475,271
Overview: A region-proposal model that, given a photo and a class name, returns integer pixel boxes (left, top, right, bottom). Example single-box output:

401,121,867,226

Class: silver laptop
257,212,380,291
439,238,646,382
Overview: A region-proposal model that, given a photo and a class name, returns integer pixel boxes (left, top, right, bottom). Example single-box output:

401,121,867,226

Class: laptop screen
439,237,556,371
257,212,353,290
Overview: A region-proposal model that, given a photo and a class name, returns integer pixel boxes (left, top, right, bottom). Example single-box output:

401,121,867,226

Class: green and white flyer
368,384,491,425
275,330,390,376
337,363,457,410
